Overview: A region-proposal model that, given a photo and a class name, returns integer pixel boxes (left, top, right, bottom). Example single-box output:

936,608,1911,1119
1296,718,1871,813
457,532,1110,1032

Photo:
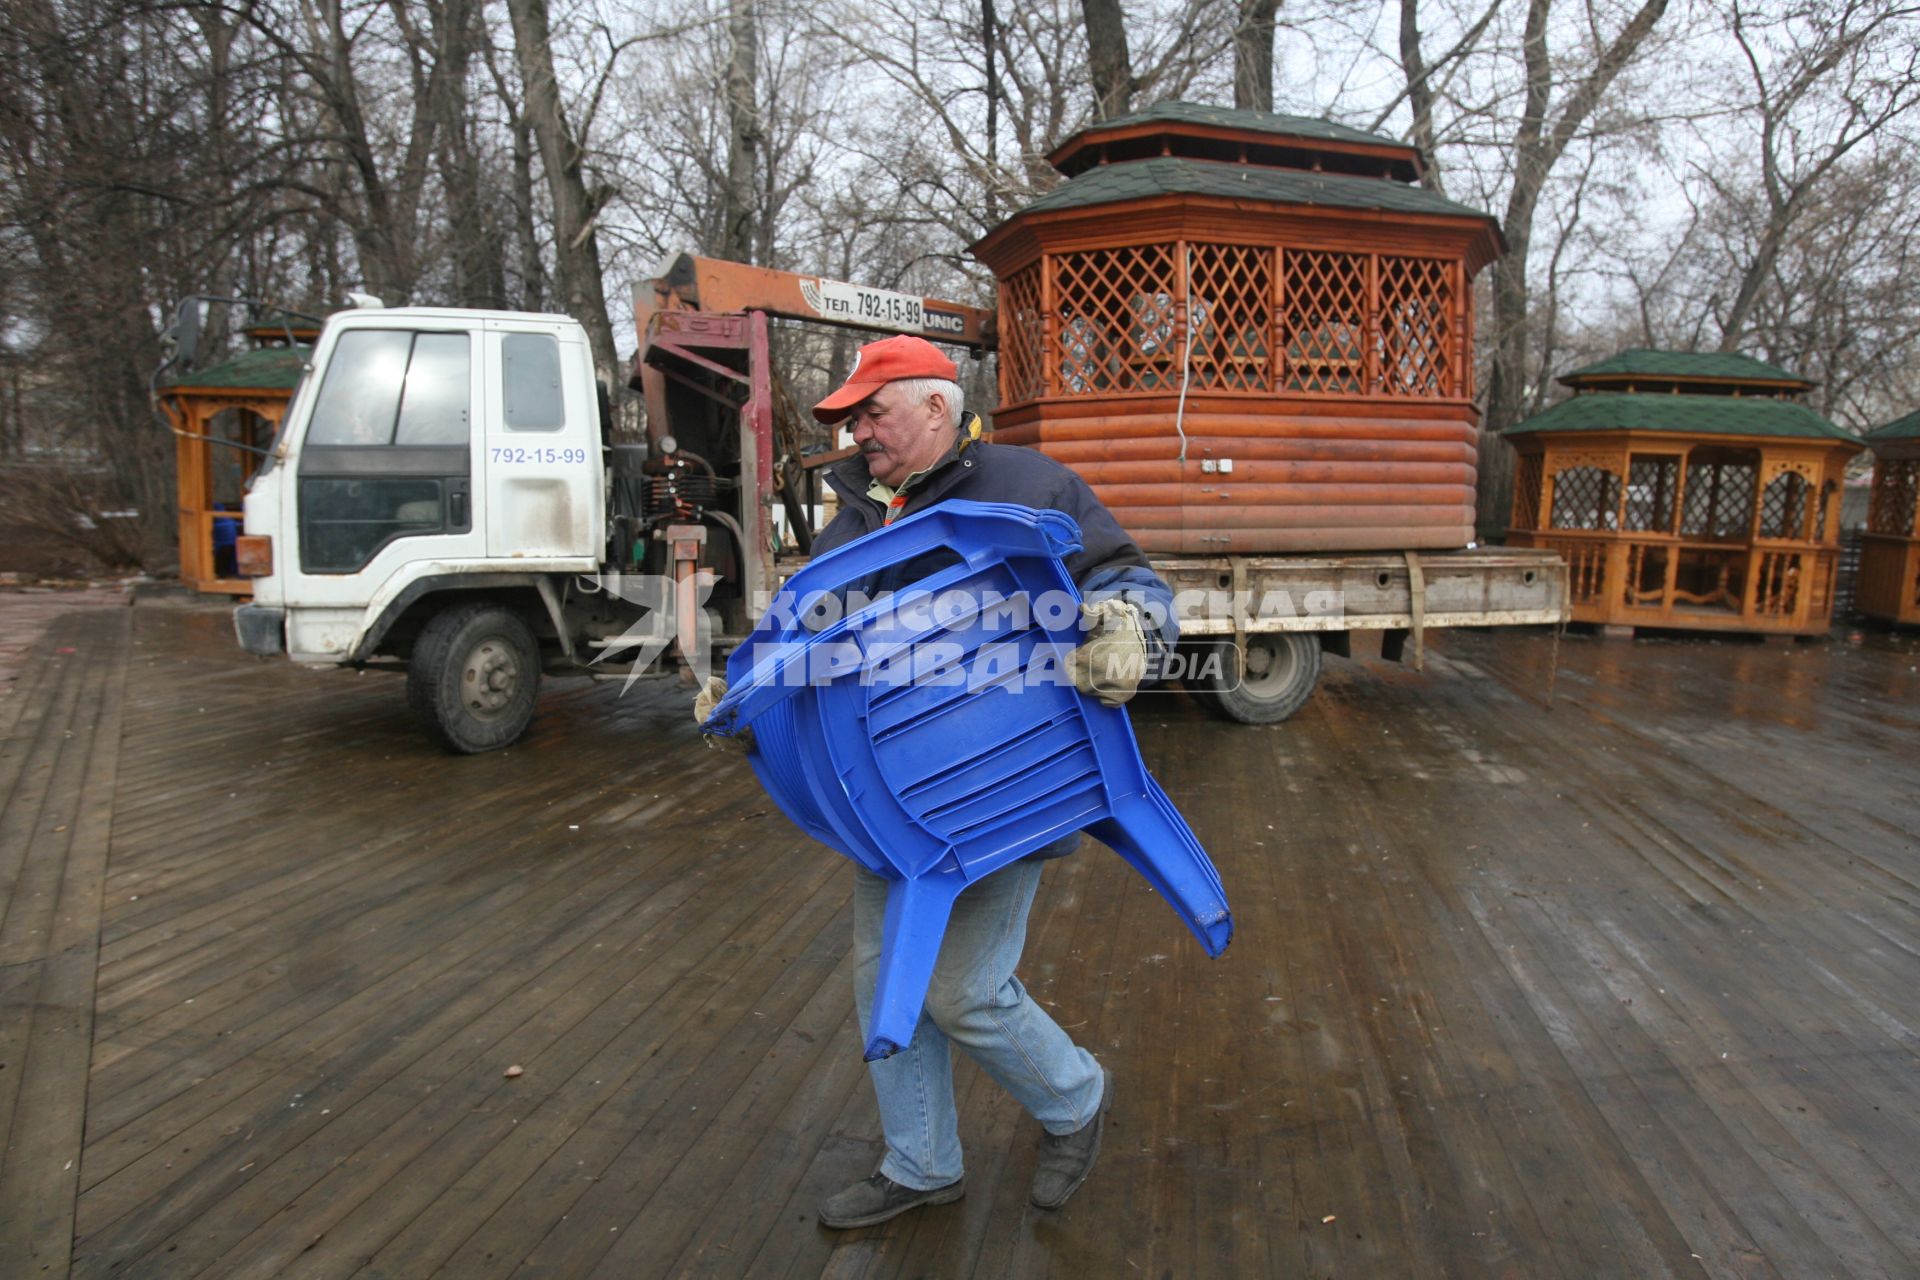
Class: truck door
290,323,486,601
480,320,598,559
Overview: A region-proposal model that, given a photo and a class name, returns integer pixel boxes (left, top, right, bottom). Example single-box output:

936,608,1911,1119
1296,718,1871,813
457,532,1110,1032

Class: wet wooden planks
1,597,1917,1277
0,608,131,1279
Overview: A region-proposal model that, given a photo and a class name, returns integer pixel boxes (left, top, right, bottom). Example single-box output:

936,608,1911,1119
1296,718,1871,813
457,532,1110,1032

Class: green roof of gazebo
1044,100,1428,184
165,346,309,393
1560,349,1812,389
1014,156,1486,221
1062,101,1405,151
1502,391,1858,442
1865,409,1920,441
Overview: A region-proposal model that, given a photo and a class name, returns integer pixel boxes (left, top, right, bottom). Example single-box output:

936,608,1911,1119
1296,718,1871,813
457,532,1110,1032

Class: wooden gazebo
1857,409,1920,625
158,316,316,593
1503,350,1861,636
969,102,1502,554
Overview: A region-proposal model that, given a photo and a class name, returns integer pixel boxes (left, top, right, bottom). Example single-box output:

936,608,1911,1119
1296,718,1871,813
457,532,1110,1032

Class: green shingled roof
1015,156,1487,221
167,346,309,392
1866,409,1920,441
1561,348,1810,387
1074,101,1405,150
1503,392,1858,442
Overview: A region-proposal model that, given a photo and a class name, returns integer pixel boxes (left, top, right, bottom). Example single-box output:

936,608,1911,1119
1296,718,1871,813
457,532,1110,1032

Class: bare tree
417,0,508,307
719,0,762,261
1714,0,1920,350
1478,0,1671,531
480,36,552,311
1616,148,1920,429
1081,0,1135,119
503,0,620,380
1231,0,1279,111
1363,0,1500,197
0,0,201,561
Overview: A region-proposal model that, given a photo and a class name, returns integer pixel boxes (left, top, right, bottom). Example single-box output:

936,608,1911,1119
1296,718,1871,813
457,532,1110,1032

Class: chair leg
1087,784,1233,958
866,873,966,1062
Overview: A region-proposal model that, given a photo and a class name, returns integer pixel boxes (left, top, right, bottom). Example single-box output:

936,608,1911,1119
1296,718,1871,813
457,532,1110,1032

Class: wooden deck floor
2,599,1918,1279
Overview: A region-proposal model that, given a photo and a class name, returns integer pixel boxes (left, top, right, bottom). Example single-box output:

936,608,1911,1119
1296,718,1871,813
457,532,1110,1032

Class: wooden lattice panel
1868,458,1919,535
1550,466,1621,531
1378,257,1453,397
1758,472,1811,540
1624,456,1679,532
997,265,1044,404
1050,244,1177,395
1281,250,1367,394
1512,452,1544,531
1681,458,1757,540
1187,243,1272,392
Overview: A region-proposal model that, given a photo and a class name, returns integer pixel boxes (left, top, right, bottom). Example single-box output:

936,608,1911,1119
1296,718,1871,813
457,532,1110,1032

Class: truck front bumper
233,604,286,656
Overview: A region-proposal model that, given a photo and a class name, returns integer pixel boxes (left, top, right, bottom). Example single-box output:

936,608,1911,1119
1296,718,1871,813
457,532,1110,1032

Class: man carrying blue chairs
693,334,1177,1228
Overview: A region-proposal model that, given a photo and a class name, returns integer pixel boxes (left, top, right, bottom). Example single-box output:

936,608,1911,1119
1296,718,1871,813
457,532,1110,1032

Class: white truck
231,264,1566,752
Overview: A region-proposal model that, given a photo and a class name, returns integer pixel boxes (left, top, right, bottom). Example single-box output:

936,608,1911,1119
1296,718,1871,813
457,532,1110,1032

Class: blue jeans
851,859,1103,1190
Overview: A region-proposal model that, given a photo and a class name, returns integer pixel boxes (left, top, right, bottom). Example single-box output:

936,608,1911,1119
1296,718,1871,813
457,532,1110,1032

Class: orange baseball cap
812,335,959,424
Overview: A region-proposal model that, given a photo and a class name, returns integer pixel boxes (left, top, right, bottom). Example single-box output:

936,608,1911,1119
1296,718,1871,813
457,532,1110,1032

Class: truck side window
502,333,564,431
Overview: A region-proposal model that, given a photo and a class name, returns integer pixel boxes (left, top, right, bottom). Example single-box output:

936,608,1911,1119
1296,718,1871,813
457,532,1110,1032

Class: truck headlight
236,535,274,577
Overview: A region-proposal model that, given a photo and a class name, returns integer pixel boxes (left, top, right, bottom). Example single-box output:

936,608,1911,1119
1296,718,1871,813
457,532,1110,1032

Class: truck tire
1191,633,1321,725
407,602,542,753
1176,641,1224,713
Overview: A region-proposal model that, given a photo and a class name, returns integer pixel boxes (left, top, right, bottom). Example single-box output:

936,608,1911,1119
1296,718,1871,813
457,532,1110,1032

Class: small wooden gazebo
1857,409,1920,625
1503,350,1861,636
158,315,316,593
969,101,1502,554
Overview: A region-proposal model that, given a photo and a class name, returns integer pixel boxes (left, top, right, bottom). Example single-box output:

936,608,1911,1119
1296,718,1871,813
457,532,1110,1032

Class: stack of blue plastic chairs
702,500,1232,1061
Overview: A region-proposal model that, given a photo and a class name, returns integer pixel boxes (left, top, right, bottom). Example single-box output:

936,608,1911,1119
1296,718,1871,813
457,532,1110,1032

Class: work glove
1069,598,1148,707
693,674,753,752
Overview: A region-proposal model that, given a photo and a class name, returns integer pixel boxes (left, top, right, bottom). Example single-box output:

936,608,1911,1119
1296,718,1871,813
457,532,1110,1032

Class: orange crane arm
632,252,997,367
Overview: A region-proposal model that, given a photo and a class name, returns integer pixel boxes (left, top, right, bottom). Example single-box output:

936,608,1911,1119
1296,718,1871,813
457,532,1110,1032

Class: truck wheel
1192,634,1321,725
407,603,542,753
1176,641,1224,713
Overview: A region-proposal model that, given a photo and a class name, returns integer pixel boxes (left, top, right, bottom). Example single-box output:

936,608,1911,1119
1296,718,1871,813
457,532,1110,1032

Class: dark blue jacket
816,436,1178,650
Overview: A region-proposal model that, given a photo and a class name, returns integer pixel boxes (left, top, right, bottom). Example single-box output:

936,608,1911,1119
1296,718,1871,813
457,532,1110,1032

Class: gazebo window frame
1007,239,1467,406
1868,457,1920,536
1678,446,1761,543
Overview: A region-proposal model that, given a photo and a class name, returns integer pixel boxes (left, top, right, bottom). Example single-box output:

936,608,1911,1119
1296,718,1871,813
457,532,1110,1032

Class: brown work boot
1030,1068,1110,1209
818,1171,964,1229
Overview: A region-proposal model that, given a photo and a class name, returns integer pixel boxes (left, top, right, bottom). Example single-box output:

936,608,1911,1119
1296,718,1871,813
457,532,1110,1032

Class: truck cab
236,303,610,749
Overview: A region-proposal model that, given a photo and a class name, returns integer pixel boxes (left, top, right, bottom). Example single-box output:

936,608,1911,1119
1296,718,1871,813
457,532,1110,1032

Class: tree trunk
429,0,506,308
1396,0,1444,195
982,0,1000,219
481,41,549,311
503,0,620,382
1081,0,1134,120
719,0,760,262
508,111,548,312
1232,0,1279,112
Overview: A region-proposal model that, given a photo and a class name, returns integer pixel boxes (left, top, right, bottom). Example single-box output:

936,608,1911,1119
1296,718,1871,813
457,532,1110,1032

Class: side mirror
163,297,202,368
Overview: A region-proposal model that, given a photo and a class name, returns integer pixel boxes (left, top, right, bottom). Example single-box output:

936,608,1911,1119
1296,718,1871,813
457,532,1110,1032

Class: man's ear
924,390,949,430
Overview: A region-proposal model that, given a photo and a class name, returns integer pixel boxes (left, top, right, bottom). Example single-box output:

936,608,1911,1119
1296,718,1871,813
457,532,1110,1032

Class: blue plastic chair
702,500,1232,1061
